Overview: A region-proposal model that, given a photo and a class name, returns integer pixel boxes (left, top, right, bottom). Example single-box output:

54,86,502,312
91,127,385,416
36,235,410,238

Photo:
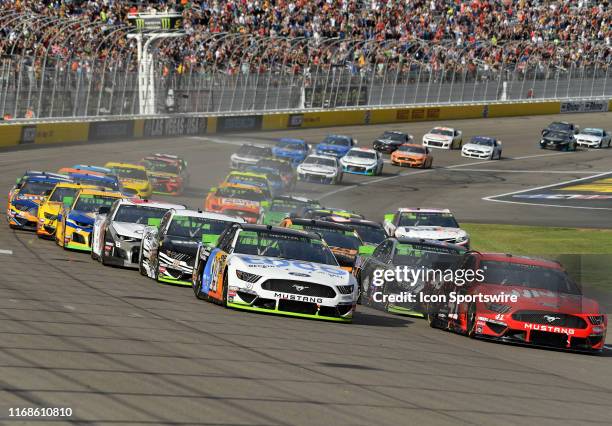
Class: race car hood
261,211,289,225
342,156,376,166
395,226,467,240
424,134,452,142
68,210,96,225
119,178,149,189
575,134,602,142
393,151,426,159
298,164,337,174
476,284,601,314
218,197,260,210
231,254,351,284
111,221,146,239
162,236,200,257
40,201,63,215
462,143,492,152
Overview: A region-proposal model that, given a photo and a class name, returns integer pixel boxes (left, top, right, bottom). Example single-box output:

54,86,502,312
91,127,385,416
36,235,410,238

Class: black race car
372,131,413,154
320,216,387,246
540,130,577,151
355,237,465,316
542,121,579,136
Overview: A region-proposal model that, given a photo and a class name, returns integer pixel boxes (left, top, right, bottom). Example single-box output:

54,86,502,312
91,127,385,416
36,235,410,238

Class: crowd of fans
0,1,610,79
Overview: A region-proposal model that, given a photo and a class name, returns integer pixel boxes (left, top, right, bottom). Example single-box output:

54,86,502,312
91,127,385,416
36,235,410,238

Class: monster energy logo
132,16,181,31
161,18,171,29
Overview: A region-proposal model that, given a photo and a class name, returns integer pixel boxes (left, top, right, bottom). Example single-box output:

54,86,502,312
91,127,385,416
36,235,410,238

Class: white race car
339,147,384,176
296,154,343,184
192,224,358,322
461,136,502,160
91,199,186,268
422,127,463,150
575,128,611,149
230,144,273,170
383,208,469,248
139,209,244,286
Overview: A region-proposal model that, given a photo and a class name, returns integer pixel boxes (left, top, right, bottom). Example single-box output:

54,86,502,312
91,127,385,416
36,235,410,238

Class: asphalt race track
1,111,612,425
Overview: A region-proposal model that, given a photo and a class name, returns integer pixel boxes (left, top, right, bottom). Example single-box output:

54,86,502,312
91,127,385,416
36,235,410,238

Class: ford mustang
272,138,310,165
141,154,189,195
426,252,607,353
315,134,356,158
192,224,358,322
204,183,267,224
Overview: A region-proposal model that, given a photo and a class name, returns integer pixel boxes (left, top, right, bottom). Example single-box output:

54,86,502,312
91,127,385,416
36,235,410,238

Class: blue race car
315,134,356,158
272,138,310,165
245,165,285,195
71,164,113,174
68,172,138,197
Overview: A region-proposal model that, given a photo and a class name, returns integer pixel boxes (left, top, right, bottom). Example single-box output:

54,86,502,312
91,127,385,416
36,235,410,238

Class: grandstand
0,1,610,118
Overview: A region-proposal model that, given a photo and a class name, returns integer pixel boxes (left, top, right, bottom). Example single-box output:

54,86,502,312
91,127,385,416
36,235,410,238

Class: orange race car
204,183,267,224
390,144,433,168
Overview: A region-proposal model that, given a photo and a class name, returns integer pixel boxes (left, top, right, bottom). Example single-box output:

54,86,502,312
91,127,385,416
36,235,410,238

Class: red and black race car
426,252,607,353
140,154,189,195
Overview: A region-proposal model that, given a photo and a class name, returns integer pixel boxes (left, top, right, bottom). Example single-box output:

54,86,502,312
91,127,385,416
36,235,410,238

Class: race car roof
288,218,354,232
238,223,320,240
393,236,465,252
115,198,186,210
430,126,454,131
322,216,383,228
477,253,563,269
304,153,338,160
347,147,376,153
277,138,306,144
470,136,496,143
153,153,181,160
77,188,124,197
22,175,72,184
397,208,452,214
172,209,245,223
105,162,146,170
217,182,264,192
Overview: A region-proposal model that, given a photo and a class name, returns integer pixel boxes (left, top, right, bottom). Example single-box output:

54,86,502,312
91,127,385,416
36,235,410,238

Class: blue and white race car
192,224,358,322
272,138,310,165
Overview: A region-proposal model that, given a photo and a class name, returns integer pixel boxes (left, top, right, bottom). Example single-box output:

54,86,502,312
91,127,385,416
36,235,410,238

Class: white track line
448,168,604,174
0,249,13,255
482,171,612,210
318,151,571,200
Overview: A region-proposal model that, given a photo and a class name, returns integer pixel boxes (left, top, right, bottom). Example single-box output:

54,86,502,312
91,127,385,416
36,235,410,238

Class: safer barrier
0,99,610,149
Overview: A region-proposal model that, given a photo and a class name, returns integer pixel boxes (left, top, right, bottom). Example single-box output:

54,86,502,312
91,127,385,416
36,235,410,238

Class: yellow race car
36,182,100,239
104,162,152,199
55,188,124,251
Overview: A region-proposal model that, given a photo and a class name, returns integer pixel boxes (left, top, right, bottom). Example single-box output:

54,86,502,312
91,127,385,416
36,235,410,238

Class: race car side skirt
65,242,92,252
227,301,352,323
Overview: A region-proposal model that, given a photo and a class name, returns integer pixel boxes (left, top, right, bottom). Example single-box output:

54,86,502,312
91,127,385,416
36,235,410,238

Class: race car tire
91,249,98,261
154,259,160,282
139,257,147,276
599,141,603,149
222,271,229,307
426,303,443,329
466,303,477,338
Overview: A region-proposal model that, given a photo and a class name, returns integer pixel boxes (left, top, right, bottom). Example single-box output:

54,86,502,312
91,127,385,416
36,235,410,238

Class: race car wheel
599,141,603,149
466,303,477,338
426,304,443,329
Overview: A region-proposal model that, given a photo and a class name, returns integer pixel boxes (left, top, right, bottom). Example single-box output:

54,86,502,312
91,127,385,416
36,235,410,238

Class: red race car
426,252,607,353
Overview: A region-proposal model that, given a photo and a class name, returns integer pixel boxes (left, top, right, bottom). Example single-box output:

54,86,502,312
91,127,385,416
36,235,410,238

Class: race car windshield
430,128,453,137
548,122,571,131
301,226,361,251
234,230,338,265
398,212,459,228
73,176,119,190
276,140,305,150
471,138,494,146
237,145,270,157
381,132,405,141
167,217,230,239
73,195,118,213
347,150,376,159
322,136,351,146
398,145,426,154
544,131,568,139
113,205,168,224
19,181,56,195
143,160,179,174
351,224,387,245
111,167,147,180
393,244,463,266
581,128,603,136
49,187,78,202
479,261,581,295
216,187,265,202
303,157,336,167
